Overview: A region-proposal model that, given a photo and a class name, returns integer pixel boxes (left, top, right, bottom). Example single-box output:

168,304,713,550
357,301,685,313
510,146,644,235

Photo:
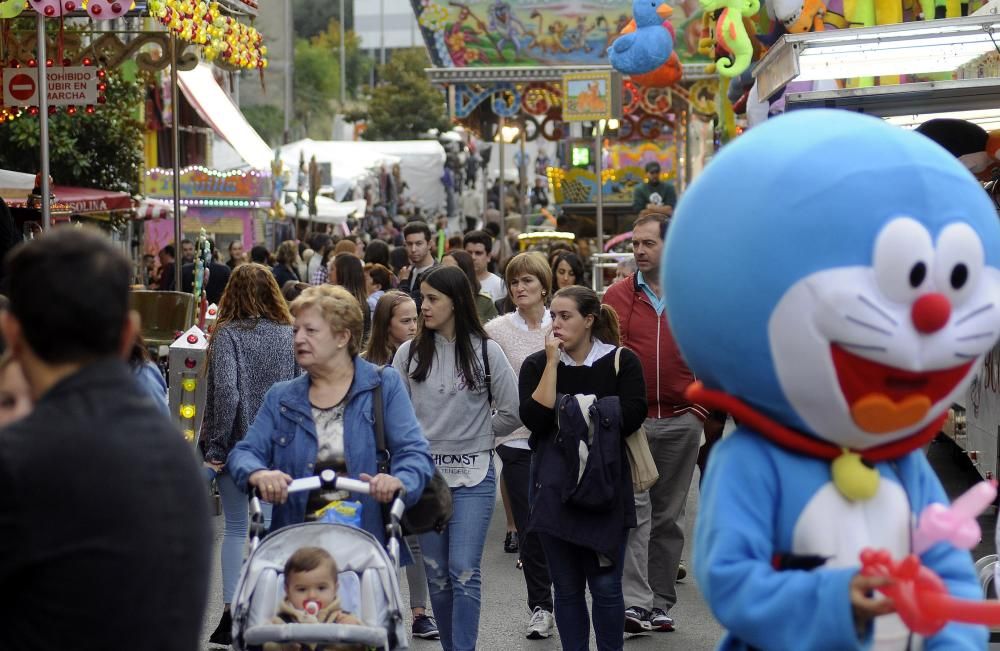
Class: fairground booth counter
0,168,133,246
410,0,723,247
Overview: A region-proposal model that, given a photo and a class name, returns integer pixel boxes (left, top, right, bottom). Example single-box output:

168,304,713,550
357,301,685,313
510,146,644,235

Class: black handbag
374,368,453,535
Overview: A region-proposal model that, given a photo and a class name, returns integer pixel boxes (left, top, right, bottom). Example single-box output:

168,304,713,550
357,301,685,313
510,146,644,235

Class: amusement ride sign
2,66,100,106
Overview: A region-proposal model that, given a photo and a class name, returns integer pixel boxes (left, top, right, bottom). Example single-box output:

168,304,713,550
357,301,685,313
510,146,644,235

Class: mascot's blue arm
900,452,987,650
694,431,870,651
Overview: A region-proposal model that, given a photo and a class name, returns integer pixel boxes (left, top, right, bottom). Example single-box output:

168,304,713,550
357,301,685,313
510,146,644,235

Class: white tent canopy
278,139,446,214
279,139,400,201
283,197,367,225
0,169,35,199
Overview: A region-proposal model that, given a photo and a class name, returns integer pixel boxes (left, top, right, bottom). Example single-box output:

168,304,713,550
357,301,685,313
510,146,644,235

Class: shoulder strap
482,337,493,405
614,347,622,376
373,367,389,475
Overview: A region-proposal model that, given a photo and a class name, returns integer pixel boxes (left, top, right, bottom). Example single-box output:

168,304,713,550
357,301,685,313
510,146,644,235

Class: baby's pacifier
304,600,321,615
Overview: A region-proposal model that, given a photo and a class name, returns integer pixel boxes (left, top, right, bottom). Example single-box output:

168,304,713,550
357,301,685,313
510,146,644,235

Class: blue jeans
218,471,271,604
539,533,627,651
418,462,496,651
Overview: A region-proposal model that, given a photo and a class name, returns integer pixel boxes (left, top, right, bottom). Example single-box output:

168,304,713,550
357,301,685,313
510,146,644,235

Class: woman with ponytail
518,285,647,651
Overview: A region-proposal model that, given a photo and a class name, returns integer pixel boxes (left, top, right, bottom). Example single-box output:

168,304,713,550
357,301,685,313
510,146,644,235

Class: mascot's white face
769,216,1000,450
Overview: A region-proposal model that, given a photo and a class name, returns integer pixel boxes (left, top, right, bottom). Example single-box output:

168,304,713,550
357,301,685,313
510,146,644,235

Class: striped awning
137,198,185,220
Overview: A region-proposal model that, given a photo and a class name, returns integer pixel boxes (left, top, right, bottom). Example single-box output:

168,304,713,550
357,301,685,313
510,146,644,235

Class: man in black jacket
0,229,211,651
181,238,232,304
396,221,438,309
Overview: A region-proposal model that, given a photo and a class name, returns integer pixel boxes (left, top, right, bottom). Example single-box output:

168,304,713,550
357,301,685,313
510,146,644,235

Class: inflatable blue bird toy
608,0,675,75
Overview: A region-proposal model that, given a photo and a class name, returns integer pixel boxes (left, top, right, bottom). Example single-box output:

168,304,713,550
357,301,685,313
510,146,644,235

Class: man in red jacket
603,212,707,634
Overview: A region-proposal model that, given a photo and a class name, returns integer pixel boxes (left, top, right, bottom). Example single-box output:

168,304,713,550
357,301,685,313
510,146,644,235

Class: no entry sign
7,73,34,102
2,66,99,107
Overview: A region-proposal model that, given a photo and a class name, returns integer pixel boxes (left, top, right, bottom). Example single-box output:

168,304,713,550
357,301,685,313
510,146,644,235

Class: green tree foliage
0,67,143,193
243,104,285,146
294,35,340,138
363,48,447,141
293,0,351,40
310,20,371,99
292,19,373,140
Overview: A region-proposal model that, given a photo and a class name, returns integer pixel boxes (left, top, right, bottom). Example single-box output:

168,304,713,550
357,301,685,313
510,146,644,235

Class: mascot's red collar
686,382,945,462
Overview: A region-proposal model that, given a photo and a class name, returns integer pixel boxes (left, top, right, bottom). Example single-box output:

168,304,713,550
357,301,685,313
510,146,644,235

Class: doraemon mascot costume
663,109,998,650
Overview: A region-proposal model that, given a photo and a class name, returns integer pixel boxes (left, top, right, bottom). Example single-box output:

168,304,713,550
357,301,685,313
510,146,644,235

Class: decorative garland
148,0,267,70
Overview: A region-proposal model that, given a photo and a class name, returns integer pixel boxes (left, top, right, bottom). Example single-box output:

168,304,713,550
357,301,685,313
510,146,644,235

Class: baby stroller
230,470,409,650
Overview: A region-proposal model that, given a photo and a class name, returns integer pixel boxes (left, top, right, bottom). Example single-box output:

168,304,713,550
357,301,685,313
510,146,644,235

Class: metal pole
595,121,604,258
339,0,346,107
379,0,386,65
170,35,182,293
283,0,293,142
519,126,527,233
498,115,505,230
36,14,50,230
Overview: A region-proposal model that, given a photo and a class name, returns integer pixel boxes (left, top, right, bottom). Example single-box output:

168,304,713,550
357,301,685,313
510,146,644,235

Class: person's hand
249,469,293,504
399,265,411,282
544,332,562,366
203,461,224,473
360,473,404,503
850,573,895,629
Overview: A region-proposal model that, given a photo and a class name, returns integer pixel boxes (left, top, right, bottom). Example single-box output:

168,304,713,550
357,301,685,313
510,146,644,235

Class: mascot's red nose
911,293,952,334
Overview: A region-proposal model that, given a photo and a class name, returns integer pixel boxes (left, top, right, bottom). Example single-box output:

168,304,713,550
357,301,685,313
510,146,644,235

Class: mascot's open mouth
831,345,972,434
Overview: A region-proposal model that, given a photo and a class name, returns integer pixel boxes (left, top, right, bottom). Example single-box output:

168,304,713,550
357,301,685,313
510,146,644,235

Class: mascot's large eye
934,222,983,305
872,217,934,304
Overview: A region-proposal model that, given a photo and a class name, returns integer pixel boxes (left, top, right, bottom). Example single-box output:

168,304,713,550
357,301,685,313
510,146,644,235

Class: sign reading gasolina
2,67,99,106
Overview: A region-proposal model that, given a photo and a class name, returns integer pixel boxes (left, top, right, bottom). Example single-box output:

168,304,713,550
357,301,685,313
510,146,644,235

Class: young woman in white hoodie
393,265,520,651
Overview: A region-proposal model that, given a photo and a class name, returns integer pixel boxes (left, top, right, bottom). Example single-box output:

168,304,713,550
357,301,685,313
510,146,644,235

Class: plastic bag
314,499,363,528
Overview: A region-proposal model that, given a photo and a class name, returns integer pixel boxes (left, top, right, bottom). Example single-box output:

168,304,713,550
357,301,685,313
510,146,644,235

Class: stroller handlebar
287,470,372,496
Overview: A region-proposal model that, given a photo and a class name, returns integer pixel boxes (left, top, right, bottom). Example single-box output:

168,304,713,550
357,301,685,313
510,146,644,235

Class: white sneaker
526,606,555,639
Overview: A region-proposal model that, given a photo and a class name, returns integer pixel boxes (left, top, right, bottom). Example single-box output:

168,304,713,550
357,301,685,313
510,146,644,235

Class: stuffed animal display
608,0,675,76
663,110,1000,649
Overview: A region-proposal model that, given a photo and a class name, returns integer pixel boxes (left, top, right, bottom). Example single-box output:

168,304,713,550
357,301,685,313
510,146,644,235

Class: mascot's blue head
662,109,1000,450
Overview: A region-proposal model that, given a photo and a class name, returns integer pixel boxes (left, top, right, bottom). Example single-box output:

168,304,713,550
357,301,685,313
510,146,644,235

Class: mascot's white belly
792,479,918,650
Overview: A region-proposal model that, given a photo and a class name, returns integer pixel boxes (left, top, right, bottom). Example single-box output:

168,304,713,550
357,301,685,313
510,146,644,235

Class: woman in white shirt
484,252,556,640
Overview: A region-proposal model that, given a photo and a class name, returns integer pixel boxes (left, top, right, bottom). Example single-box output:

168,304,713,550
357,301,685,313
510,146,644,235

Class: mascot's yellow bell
831,449,880,501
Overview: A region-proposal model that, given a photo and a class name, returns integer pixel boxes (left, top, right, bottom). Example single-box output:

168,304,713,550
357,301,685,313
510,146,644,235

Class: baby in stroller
264,547,364,651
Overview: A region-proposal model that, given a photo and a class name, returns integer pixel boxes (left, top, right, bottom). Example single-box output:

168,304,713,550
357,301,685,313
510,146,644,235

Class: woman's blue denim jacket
228,356,434,552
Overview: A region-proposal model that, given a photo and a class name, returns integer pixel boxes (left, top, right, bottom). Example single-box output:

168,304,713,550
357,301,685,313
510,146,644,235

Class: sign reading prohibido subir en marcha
2,66,99,107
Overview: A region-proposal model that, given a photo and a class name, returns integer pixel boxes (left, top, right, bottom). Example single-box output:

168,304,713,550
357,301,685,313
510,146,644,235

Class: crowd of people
0,162,720,651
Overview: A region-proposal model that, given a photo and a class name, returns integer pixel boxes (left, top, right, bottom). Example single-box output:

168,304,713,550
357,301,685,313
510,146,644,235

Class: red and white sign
2,66,99,107
7,73,34,102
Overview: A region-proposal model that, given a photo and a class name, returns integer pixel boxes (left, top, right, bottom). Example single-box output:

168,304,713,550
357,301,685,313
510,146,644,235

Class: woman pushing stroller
228,284,434,552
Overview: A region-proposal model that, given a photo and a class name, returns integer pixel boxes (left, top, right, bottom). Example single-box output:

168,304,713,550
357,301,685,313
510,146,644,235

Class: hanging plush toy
663,110,1000,649
698,0,761,77
608,0,675,77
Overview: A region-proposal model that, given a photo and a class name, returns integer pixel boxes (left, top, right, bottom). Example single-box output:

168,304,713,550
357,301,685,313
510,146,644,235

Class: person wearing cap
632,162,677,216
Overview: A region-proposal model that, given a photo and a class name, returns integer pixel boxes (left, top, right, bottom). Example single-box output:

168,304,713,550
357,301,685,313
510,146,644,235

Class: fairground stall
411,0,722,246
142,164,271,255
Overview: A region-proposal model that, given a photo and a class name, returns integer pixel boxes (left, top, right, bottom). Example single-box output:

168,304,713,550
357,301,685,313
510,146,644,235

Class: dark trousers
539,533,626,651
497,444,553,612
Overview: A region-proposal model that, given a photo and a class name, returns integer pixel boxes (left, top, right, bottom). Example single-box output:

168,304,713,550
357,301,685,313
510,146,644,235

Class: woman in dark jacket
201,263,299,646
272,240,302,287
519,285,646,651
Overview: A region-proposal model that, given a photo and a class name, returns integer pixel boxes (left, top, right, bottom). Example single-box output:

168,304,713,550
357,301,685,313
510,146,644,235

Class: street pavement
200,468,724,650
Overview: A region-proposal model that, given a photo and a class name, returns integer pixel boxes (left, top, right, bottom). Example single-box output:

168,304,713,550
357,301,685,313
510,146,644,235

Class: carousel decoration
148,0,268,70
